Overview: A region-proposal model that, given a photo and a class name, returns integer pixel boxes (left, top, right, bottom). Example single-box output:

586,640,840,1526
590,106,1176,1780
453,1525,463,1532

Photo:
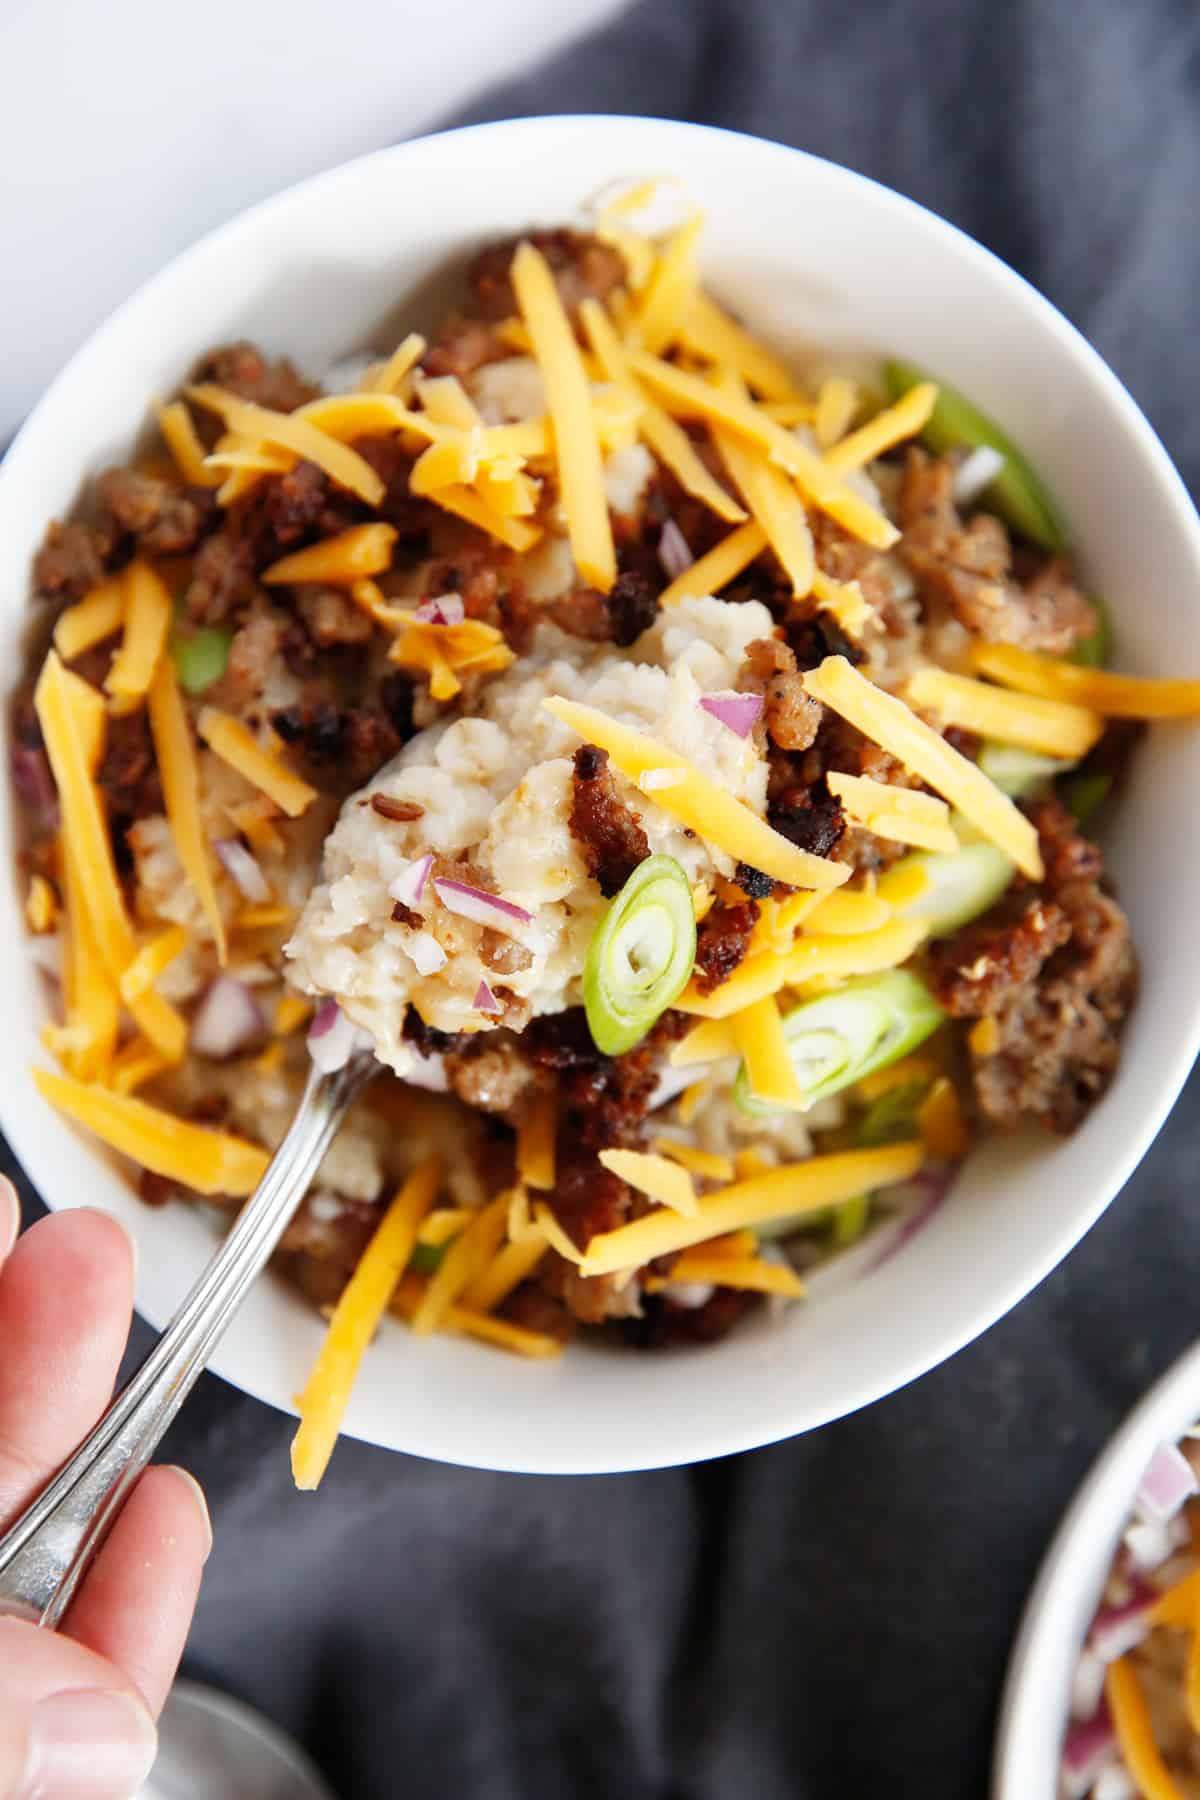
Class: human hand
0,1182,211,1798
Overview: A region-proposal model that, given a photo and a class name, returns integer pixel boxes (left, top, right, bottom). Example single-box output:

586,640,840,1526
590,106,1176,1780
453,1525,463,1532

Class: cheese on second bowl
285,595,773,1072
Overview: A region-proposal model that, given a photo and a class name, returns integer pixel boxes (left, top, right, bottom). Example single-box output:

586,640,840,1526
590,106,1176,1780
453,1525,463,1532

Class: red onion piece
657,518,694,581
1135,1441,1197,1522
414,594,466,626
699,690,764,740
307,1000,364,1073
474,978,500,1013
389,854,433,910
12,745,58,832
1060,1712,1117,1799
433,878,532,934
1088,1594,1153,1663
214,838,271,903
190,976,266,1060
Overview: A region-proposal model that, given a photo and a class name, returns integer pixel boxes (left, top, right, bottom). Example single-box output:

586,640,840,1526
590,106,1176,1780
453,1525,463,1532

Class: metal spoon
0,1049,375,1627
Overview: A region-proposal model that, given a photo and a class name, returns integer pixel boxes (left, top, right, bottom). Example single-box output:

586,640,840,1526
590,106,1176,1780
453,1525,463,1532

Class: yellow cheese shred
416,1207,473,1249
918,1077,971,1160
1105,1659,1187,1800
580,299,746,525
598,1148,699,1217
632,212,705,354
814,378,860,449
512,240,615,591
731,994,805,1108
669,1017,740,1067
677,291,802,403
712,392,815,596
413,373,482,429
187,385,386,505
273,993,311,1037
579,1141,924,1275
424,483,542,553
55,839,119,1082
105,562,172,707
626,350,900,549
968,1016,1000,1058
651,1140,735,1182
802,655,1043,879
677,917,929,1019
543,695,849,891
25,874,57,934
262,524,398,588
659,520,767,606
459,1231,549,1314
226,798,285,860
53,580,126,660
357,332,426,396
516,1085,557,1190
410,1193,509,1336
533,1202,586,1266
825,770,960,855
799,888,893,936
290,1157,440,1489
970,642,1200,720
34,1069,270,1196
676,1078,709,1124
822,383,938,475
906,666,1103,758
198,707,318,819
391,1274,562,1357
148,660,228,962
157,400,221,487
648,1253,805,1299
108,1038,171,1096
810,570,872,636
118,923,188,1005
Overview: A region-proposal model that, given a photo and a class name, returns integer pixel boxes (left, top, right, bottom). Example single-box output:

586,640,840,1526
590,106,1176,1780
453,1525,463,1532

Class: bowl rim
992,1335,1200,1797
5,112,1200,1474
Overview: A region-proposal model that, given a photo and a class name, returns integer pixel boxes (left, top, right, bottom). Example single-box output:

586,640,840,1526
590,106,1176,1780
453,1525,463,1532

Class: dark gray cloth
9,2,1200,1793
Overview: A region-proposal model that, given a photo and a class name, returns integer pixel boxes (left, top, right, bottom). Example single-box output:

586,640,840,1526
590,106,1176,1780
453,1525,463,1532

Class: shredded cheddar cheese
459,1231,548,1314
157,400,220,487
814,378,860,450
273,993,311,1037
53,580,126,661
632,212,705,354
677,291,801,402
1106,1659,1188,1800
105,562,171,707
512,240,615,591
148,659,228,962
669,1016,740,1067
971,641,1200,719
119,923,188,1004
799,888,893,936
648,1253,805,1298
918,1078,970,1160
108,1038,171,1096
825,770,959,855
34,1070,269,1195
423,483,542,553
187,385,386,505
676,1078,709,1124
731,994,805,1108
25,874,57,934
823,383,938,475
712,393,815,596
410,1193,509,1336
907,666,1103,758
968,1016,1000,1058
659,520,766,607
291,1157,440,1489
358,332,426,395
651,1140,735,1182
597,1148,698,1216
579,1142,924,1275
262,524,398,588
543,695,849,891
516,1086,557,1190
677,918,930,1019
391,1275,562,1357
802,656,1043,879
198,708,317,819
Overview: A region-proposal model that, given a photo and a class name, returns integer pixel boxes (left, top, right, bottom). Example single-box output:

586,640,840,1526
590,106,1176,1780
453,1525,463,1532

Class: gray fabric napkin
8,1,1200,1792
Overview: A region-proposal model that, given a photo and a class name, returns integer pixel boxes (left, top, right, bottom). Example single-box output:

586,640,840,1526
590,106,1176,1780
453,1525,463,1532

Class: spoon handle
0,1053,372,1627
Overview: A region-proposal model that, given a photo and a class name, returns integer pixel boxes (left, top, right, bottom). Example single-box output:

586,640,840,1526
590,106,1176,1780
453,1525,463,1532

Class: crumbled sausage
95,468,216,556
929,897,1073,1016
738,637,823,751
32,520,114,603
899,449,1096,653
767,779,846,859
694,899,760,994
195,341,320,413
294,584,374,648
569,744,650,898
465,229,625,324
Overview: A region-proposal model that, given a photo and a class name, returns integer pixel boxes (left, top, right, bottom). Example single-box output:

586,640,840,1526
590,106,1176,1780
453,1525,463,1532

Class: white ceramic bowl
3,115,1200,1476
994,1338,1200,1797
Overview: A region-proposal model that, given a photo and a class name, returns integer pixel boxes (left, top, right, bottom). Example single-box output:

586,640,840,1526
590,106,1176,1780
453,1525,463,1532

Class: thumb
0,1618,157,1799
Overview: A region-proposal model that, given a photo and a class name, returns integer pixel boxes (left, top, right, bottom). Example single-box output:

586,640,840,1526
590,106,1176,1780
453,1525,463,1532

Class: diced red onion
699,690,764,739
1088,1595,1153,1663
1071,1649,1108,1723
953,445,1005,507
433,878,532,933
658,518,694,581
307,1000,363,1073
389,854,433,910
474,978,500,1013
407,932,447,976
190,975,265,1060
214,839,271,904
1060,1713,1118,1799
1135,1441,1197,1522
871,1169,954,1268
414,594,466,626
12,746,58,832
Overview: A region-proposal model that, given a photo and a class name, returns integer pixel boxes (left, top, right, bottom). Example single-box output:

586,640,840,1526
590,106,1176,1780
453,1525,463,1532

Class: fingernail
164,1464,213,1562
75,1207,138,1286
0,1176,18,1257
21,1688,157,1799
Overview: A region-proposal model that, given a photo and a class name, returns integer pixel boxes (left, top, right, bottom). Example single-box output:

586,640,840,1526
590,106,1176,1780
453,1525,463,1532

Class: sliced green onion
409,1239,450,1275
884,359,1064,552
1069,594,1113,669
856,1078,934,1148
171,626,231,695
976,742,1076,798
583,854,696,1056
832,1192,872,1248
886,842,1014,937
1061,769,1112,824
734,970,943,1117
